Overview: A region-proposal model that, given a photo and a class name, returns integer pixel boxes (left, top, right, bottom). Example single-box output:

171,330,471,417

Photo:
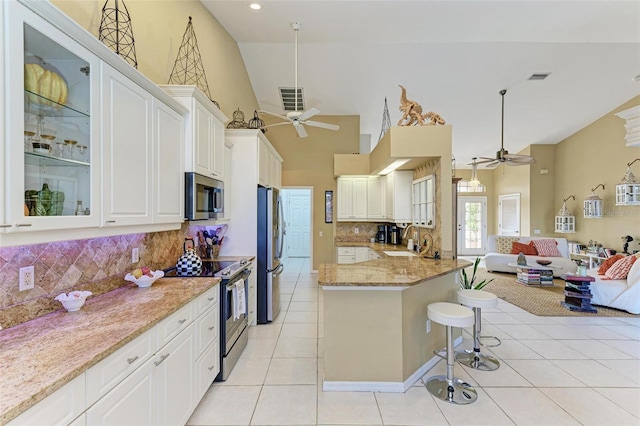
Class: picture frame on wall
325,190,333,223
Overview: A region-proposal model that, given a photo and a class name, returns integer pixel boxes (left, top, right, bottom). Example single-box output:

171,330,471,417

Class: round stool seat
457,289,498,309
428,302,474,328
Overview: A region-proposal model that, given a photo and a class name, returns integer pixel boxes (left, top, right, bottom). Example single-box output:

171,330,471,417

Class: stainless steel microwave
185,172,224,220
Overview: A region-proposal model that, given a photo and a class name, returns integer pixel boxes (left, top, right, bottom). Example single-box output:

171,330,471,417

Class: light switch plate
132,248,139,263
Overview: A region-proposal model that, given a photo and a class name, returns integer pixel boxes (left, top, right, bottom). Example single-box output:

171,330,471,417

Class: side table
562,274,597,313
507,263,555,286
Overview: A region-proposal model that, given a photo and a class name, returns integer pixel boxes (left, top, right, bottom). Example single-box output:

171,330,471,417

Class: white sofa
588,257,640,314
484,235,578,278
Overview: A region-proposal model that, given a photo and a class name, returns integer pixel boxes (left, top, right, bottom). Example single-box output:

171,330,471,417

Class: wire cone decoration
168,16,219,108
98,0,138,68
378,97,392,142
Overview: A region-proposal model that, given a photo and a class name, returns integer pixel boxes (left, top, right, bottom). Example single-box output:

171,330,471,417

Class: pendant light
584,184,604,218
555,195,576,233
615,158,640,205
469,157,482,189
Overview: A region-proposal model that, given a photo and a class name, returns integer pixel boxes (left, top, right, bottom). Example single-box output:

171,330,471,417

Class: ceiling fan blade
262,122,292,129
297,108,320,121
295,123,308,138
258,110,289,121
504,155,536,164
483,161,499,168
303,120,340,131
475,157,496,164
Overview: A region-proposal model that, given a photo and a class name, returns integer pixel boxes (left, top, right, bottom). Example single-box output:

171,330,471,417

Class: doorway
498,193,521,236
281,187,312,269
457,196,487,256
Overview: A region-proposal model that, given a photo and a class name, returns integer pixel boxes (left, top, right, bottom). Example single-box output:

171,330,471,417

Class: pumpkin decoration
24,63,68,107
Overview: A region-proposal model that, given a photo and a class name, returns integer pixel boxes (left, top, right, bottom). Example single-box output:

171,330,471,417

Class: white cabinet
193,286,220,401
101,63,152,227
385,171,412,223
367,176,386,219
223,141,233,220
337,177,367,221
2,1,100,232
152,99,184,224
85,356,156,426
159,85,229,181
355,247,370,263
368,250,382,261
8,374,86,426
412,174,436,228
257,136,282,189
336,247,356,264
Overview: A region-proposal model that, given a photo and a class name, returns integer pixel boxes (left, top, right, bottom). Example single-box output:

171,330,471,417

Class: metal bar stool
425,302,477,404
455,289,501,371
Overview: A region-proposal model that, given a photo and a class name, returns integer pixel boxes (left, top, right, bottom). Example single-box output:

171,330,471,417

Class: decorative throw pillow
531,239,562,257
510,241,538,255
604,255,637,280
495,237,519,254
597,254,625,275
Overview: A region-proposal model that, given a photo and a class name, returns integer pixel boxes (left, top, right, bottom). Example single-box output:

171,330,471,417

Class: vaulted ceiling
201,1,640,168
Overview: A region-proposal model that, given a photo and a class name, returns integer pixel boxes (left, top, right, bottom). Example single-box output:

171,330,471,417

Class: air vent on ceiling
528,73,550,81
279,87,305,112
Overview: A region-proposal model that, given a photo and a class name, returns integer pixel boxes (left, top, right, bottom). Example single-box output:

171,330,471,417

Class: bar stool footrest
433,348,447,360
479,335,501,347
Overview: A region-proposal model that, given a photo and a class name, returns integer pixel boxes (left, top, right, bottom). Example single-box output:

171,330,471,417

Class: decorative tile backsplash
0,223,212,329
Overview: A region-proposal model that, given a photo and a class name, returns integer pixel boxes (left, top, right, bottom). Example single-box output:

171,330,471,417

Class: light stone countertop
0,275,221,425
321,242,472,286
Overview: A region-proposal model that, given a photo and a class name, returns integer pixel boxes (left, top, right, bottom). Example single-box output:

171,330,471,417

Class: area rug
469,269,638,318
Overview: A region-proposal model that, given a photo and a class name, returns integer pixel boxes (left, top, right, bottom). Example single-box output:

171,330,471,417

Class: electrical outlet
19,266,35,291
354,227,359,234
534,229,541,235
426,319,431,334
319,231,323,237
132,248,139,263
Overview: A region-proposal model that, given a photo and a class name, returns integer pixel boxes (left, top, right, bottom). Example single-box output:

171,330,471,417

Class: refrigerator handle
277,196,285,259
272,263,284,276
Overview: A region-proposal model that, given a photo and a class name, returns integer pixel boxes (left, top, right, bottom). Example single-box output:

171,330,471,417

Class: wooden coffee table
508,263,556,286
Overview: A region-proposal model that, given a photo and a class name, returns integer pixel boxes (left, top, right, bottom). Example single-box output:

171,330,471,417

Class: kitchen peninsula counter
0,275,221,425
318,254,472,393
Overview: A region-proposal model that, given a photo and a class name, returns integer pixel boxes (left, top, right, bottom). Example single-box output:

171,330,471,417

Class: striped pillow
495,237,519,254
531,239,562,257
605,255,637,280
597,254,625,275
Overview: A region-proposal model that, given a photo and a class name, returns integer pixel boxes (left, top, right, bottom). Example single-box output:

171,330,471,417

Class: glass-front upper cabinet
412,174,435,228
3,1,100,232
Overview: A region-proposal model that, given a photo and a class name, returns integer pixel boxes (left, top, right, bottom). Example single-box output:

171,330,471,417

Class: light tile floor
188,257,640,426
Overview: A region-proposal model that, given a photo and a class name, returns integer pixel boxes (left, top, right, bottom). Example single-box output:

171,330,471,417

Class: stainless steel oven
216,263,251,381
185,172,224,220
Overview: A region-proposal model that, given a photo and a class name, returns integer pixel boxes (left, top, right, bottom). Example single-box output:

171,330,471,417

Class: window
412,174,435,228
457,180,485,193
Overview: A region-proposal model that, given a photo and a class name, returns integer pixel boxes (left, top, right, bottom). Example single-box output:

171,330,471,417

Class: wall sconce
584,184,604,218
469,157,482,189
615,158,640,206
555,195,576,233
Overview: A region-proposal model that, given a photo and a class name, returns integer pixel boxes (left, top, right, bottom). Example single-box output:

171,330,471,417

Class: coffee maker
376,225,388,243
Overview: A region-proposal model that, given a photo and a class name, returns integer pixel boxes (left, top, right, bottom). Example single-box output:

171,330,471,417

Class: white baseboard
322,336,464,393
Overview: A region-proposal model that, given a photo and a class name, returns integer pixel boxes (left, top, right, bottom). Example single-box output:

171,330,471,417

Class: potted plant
460,257,494,290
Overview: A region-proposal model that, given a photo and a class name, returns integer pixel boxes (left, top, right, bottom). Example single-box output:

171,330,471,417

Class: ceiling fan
475,89,536,168
259,22,339,138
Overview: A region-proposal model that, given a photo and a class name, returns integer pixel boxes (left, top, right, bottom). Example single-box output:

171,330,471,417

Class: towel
233,280,246,319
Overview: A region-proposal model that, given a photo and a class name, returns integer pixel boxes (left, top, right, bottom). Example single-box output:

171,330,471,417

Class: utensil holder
212,245,220,258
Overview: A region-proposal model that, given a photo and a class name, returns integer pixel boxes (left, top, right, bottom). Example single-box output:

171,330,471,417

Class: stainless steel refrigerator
257,186,283,323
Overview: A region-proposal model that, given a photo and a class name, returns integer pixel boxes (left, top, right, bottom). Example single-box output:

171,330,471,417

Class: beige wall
52,0,259,121
529,145,557,236
554,96,640,249
265,116,361,270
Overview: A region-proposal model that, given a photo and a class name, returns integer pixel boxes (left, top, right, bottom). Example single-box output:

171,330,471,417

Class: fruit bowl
536,259,552,266
55,290,92,312
125,270,164,288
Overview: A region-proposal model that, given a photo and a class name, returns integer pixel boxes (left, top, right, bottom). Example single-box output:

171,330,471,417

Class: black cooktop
164,260,238,278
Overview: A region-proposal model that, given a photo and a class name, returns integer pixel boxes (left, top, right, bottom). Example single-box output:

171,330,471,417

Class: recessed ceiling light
249,3,262,10
528,73,550,81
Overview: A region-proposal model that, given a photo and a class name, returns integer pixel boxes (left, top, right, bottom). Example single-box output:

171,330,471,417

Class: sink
383,251,416,257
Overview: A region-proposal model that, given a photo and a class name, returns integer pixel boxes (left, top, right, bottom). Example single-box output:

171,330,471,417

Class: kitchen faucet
401,224,419,241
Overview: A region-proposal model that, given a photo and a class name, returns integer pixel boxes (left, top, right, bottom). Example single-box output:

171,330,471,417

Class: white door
498,193,520,236
285,190,311,257
457,196,487,255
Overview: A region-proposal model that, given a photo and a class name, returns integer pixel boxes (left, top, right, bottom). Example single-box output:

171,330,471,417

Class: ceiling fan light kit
475,89,536,168
469,157,482,189
258,22,339,138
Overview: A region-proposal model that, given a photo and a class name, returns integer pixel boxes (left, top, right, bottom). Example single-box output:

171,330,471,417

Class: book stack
517,269,540,285
561,274,597,313
539,269,554,286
